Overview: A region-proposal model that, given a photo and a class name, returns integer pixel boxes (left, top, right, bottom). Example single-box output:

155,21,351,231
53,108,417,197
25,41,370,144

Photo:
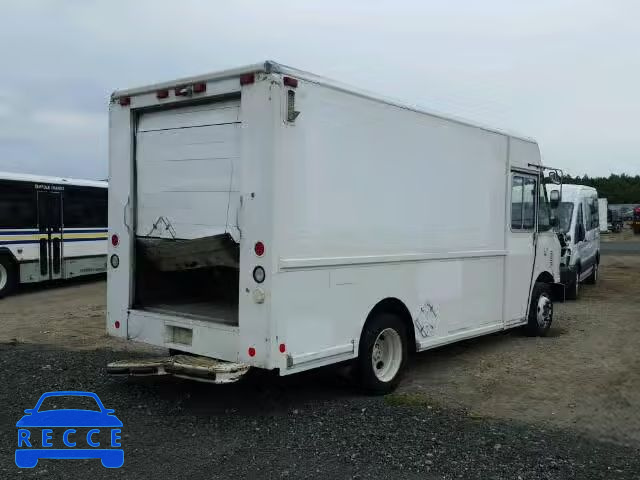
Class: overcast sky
1,0,638,180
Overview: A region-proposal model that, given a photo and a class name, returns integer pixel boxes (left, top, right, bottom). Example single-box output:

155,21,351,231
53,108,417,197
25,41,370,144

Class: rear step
107,355,249,384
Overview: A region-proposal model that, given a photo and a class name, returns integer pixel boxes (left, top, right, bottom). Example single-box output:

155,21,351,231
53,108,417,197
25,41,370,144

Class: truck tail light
254,241,265,257
111,234,119,247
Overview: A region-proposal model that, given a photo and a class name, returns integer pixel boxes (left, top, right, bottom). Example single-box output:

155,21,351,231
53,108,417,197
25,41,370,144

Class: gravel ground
1,344,639,479
2,251,640,478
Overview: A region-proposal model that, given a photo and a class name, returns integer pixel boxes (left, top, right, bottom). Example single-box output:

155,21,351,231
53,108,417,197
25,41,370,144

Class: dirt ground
401,252,640,446
1,252,639,446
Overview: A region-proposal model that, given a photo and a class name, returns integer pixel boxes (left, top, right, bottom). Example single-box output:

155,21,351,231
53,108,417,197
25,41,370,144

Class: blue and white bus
0,172,107,297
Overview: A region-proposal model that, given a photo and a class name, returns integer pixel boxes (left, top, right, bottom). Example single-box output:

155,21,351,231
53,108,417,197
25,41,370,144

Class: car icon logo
15,391,124,468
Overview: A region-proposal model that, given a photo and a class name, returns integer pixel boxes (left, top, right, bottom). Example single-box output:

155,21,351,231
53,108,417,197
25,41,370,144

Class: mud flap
107,355,250,384
550,282,566,302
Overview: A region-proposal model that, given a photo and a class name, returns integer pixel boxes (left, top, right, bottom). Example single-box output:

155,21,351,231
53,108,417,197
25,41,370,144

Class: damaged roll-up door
135,99,242,242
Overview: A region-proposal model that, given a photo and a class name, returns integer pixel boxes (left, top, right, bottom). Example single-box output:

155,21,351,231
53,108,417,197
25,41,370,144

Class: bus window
0,181,37,228
63,187,108,228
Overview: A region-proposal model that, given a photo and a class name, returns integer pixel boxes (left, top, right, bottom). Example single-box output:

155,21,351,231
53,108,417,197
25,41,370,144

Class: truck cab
547,184,600,299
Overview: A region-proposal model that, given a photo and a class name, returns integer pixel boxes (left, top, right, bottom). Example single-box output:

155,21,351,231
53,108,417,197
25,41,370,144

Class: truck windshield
556,202,574,233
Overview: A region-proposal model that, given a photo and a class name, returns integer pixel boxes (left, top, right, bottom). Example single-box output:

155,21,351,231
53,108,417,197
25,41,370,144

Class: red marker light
111,234,119,247
279,343,286,353
283,76,298,88
248,347,256,357
156,89,169,99
118,97,131,106
175,85,191,96
193,82,206,93
254,241,265,257
114,321,121,329
240,73,255,86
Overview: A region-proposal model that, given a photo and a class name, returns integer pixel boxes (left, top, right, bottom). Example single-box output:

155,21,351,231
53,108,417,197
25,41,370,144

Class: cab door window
511,174,537,231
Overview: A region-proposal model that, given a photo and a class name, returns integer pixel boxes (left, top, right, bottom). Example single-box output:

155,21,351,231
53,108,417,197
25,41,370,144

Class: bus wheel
525,282,553,337
357,313,408,394
0,256,17,298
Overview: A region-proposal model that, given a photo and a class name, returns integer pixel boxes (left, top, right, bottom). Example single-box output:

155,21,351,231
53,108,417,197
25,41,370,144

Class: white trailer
107,61,562,393
598,198,608,233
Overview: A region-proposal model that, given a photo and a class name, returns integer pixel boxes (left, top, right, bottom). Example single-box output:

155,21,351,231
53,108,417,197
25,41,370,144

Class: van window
511,174,536,231
576,204,584,238
556,202,574,233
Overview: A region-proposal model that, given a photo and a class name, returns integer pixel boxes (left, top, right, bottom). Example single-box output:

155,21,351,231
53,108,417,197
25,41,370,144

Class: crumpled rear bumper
107,355,249,384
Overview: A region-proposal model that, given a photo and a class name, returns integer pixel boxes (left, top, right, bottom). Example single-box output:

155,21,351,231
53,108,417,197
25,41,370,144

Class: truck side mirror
548,171,561,184
549,189,560,209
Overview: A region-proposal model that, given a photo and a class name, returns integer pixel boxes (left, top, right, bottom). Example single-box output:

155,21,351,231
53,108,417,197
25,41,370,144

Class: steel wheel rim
372,328,402,382
536,294,553,328
0,264,7,291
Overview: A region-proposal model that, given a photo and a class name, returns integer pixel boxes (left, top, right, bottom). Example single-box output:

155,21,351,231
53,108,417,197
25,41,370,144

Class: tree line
562,173,640,204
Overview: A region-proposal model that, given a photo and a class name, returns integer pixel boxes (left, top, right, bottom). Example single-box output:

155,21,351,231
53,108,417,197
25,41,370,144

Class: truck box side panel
271,79,509,373
273,83,508,260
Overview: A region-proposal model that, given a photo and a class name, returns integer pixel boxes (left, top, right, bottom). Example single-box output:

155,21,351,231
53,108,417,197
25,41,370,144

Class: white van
107,61,562,393
547,184,600,299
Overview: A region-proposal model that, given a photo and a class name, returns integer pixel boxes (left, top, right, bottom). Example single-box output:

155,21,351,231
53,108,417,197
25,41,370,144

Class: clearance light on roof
240,73,255,86
193,82,207,93
283,76,298,88
156,89,169,99
118,97,131,106
175,85,190,97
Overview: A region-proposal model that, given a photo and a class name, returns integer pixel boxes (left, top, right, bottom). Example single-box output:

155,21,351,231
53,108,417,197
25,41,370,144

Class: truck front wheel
525,282,554,337
357,313,408,394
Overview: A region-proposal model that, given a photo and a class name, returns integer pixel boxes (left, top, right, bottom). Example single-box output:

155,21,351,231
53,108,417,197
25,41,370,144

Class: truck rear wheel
0,256,17,298
525,282,553,337
357,313,408,394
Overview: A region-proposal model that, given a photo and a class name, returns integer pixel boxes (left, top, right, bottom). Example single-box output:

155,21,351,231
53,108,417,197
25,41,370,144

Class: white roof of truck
0,171,107,188
112,60,537,144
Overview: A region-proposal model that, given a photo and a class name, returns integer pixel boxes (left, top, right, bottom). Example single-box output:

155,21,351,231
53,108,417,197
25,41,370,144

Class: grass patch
384,392,440,409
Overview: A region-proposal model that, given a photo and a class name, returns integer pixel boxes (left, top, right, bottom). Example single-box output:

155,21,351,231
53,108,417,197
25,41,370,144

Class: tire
565,268,579,300
357,313,408,394
525,282,554,337
585,261,599,285
0,256,17,298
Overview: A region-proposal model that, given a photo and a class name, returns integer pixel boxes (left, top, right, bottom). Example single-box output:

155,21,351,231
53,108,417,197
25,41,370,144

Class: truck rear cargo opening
107,61,563,393
133,234,239,325
130,98,242,325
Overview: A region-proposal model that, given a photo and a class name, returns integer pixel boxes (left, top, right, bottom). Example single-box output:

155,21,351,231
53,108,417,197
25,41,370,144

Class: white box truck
107,61,562,393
